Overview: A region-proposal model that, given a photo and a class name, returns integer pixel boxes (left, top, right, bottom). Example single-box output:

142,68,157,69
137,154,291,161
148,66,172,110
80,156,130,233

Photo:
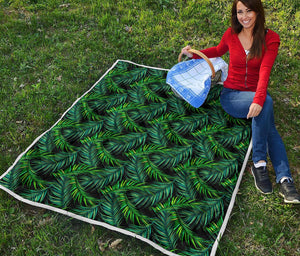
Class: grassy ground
0,0,299,255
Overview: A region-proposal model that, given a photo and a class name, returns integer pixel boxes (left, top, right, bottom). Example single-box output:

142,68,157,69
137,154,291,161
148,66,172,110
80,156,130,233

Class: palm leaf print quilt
0,60,252,256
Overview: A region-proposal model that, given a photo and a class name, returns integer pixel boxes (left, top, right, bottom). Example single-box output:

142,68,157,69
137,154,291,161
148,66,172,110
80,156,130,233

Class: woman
181,0,300,203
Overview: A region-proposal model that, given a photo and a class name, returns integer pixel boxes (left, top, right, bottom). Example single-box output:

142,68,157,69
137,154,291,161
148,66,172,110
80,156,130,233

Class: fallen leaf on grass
59,3,70,8
91,225,95,234
38,217,53,227
97,238,111,252
97,238,123,252
125,25,132,33
109,239,123,250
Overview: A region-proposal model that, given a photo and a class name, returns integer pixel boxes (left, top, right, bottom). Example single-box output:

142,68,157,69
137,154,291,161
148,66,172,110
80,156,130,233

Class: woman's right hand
181,45,193,58
247,103,262,119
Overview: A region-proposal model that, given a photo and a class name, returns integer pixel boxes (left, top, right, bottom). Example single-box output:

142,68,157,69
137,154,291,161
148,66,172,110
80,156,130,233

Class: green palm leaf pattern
73,204,102,220
172,212,209,250
0,61,251,256
36,131,56,152
78,166,125,191
48,174,72,209
124,155,148,182
30,151,78,175
0,167,21,191
118,192,151,226
170,114,208,134
20,187,49,203
152,210,178,250
61,120,104,142
105,132,147,154
100,193,124,226
175,170,198,200
128,223,152,239
146,122,169,146
130,182,174,208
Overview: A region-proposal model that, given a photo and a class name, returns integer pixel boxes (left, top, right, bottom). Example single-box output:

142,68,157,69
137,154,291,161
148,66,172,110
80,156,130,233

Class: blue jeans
220,87,292,183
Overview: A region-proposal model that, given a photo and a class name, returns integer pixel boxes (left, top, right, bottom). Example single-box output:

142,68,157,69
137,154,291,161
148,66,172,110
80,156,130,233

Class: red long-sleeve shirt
192,27,280,107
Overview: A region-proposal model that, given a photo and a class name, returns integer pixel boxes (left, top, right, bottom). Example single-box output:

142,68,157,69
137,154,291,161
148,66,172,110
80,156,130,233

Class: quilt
0,60,252,256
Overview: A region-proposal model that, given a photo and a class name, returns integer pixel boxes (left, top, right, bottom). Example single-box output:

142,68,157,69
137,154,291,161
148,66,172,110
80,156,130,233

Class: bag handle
178,49,216,78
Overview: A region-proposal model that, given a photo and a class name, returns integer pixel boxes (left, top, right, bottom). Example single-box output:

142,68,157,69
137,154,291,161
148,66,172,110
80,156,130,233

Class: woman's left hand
247,103,262,119
181,45,193,58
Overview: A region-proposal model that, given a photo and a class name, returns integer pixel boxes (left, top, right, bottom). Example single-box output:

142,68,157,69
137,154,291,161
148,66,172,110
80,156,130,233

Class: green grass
0,0,299,255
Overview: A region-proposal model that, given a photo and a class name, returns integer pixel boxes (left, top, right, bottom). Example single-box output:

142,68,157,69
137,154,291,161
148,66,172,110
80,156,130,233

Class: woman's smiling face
236,1,257,30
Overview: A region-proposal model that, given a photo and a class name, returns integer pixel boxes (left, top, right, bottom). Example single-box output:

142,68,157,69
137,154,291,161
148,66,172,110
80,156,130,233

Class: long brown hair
231,0,266,59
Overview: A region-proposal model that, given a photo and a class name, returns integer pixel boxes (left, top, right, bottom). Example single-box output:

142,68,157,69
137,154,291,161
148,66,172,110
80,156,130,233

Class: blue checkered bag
167,52,228,108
